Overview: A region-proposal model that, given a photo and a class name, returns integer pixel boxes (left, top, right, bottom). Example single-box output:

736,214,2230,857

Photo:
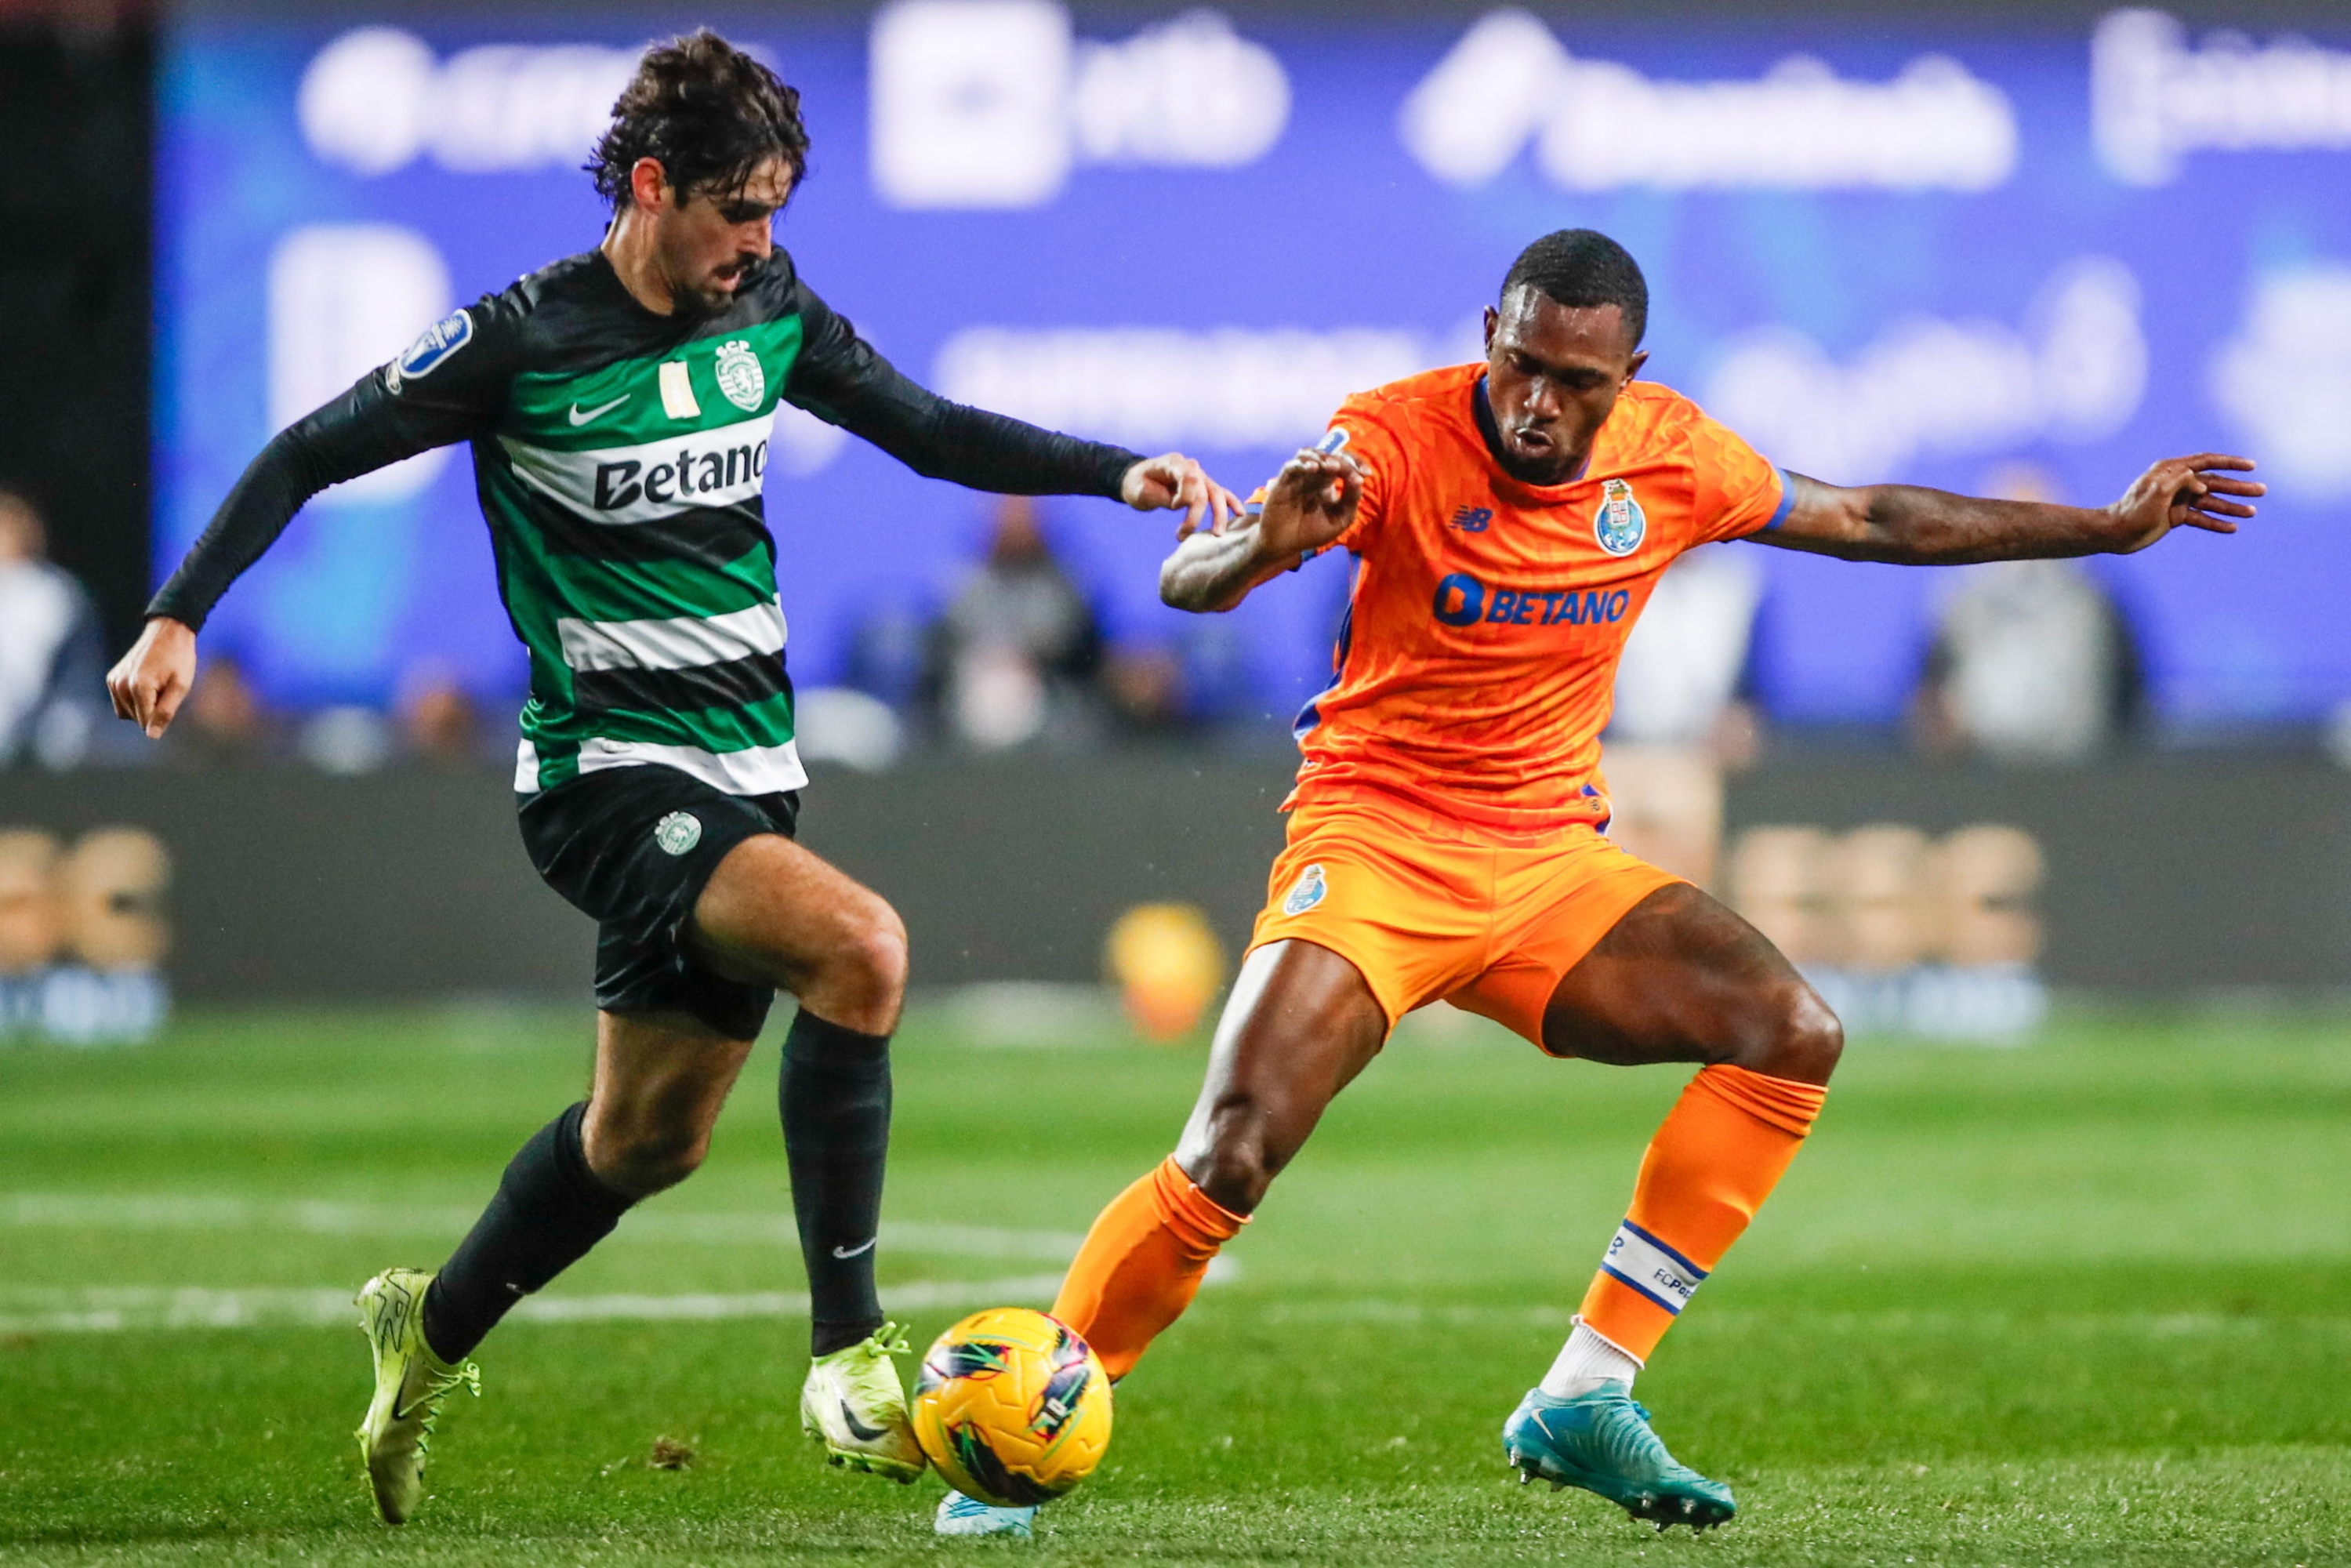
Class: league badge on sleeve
1593,477,1647,557
385,309,474,394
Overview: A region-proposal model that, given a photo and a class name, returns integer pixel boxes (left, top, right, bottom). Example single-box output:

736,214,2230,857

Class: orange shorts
1248,790,1681,1049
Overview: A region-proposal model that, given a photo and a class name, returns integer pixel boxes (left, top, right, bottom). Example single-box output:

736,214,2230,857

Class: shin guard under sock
423,1101,634,1363
1576,1063,1827,1363
1051,1157,1247,1379
780,1009,893,1356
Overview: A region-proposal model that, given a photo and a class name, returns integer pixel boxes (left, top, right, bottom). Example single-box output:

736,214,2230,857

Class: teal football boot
934,1490,1038,1537
1502,1383,1735,1532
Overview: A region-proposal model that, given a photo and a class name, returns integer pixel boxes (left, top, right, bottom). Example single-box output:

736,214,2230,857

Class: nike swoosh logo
568,395,629,426
831,1238,877,1259
839,1399,888,1443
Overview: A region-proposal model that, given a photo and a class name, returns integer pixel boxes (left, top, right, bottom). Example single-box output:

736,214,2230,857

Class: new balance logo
1449,505,1493,532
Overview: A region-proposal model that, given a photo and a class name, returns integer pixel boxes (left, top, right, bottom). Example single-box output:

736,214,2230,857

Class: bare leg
581,1009,756,1197
1174,938,1392,1214
1529,882,1840,1393
1541,882,1841,1085
687,833,909,1035
1053,938,1388,1380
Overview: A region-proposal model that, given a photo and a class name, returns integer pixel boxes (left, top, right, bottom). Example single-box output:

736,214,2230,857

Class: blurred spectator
397,664,487,765
1602,544,1767,890
1104,644,1188,741
935,496,1104,751
169,652,274,765
299,707,394,775
795,685,906,772
0,489,106,769
840,595,935,713
1910,464,2142,763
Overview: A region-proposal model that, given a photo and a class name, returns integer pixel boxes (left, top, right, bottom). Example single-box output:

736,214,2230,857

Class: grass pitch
1,998,2346,1566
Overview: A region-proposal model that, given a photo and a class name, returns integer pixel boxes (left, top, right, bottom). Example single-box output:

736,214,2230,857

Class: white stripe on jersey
499,412,775,526
556,600,787,673
575,735,808,796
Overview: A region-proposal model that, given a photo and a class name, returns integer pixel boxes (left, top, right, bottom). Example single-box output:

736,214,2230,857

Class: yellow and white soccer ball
911,1308,1113,1506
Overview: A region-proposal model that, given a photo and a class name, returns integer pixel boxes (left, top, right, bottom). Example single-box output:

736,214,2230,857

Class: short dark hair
1501,230,1649,347
589,31,810,212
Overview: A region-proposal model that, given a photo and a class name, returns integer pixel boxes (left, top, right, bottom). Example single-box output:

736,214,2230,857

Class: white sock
1538,1319,1642,1399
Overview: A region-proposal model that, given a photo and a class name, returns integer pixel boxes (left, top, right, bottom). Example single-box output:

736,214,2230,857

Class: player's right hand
1255,447,1363,564
107,617,198,739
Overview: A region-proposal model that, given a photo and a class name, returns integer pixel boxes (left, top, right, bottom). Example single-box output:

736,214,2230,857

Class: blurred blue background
154,5,2351,735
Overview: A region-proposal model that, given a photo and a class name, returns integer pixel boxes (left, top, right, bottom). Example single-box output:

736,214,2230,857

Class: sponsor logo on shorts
1282,862,1327,916
654,811,703,856
1593,477,1647,556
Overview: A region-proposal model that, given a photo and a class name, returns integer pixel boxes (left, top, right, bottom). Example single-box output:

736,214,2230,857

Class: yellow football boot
354,1268,479,1524
800,1322,926,1481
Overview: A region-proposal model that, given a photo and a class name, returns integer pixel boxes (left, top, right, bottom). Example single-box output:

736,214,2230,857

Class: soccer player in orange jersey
930,230,2262,1539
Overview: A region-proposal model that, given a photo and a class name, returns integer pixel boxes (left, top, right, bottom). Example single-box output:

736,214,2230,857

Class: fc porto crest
1282,862,1328,916
385,309,473,394
714,339,766,412
1592,477,1647,557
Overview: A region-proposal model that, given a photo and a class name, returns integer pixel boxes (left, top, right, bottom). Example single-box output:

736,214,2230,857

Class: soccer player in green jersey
106,31,1242,1526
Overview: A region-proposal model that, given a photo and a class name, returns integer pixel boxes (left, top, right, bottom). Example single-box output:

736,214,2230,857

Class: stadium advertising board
159,6,2351,729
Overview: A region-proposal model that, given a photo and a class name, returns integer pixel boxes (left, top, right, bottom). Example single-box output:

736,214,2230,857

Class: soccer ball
911,1308,1113,1506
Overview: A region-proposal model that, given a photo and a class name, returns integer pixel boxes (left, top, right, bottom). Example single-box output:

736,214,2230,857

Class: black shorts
517,764,800,1040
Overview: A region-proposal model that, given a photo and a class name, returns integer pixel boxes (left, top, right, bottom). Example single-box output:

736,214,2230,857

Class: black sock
422,1101,634,1363
781,1010,892,1356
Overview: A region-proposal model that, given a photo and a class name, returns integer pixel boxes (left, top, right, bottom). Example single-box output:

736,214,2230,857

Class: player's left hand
2104,453,2263,553
1123,453,1246,539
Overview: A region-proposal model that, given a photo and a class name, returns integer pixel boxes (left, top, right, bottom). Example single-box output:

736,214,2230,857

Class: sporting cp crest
654,811,703,856
714,340,766,412
1282,863,1328,916
1592,477,1647,557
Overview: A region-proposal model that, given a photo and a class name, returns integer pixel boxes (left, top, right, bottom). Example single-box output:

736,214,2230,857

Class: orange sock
1578,1063,1828,1362
1050,1156,1247,1379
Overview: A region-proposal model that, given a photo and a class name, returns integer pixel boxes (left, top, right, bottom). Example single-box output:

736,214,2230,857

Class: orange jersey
1280,364,1790,833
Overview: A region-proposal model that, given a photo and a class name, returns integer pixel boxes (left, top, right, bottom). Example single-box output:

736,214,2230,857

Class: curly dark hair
588,30,810,211
1502,229,1649,347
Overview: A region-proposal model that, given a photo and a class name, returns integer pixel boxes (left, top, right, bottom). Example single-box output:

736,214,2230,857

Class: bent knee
839,907,909,1000
1185,1102,1291,1216
1725,983,1843,1086
589,1120,710,1197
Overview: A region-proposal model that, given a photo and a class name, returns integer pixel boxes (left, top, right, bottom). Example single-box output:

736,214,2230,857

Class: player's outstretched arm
107,305,507,740
1160,448,1362,614
1758,454,2262,565
778,283,1244,530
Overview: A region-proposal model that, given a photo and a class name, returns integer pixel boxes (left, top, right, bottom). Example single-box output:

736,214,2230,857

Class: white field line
0,1192,1088,1263
0,1274,1072,1338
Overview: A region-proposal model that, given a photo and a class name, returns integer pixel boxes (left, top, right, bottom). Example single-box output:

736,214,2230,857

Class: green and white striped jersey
154,249,1141,797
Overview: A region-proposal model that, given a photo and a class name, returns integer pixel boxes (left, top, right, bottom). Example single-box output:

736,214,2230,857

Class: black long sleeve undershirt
791,352,1141,502
150,252,1145,634
149,378,437,631
149,369,1141,633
